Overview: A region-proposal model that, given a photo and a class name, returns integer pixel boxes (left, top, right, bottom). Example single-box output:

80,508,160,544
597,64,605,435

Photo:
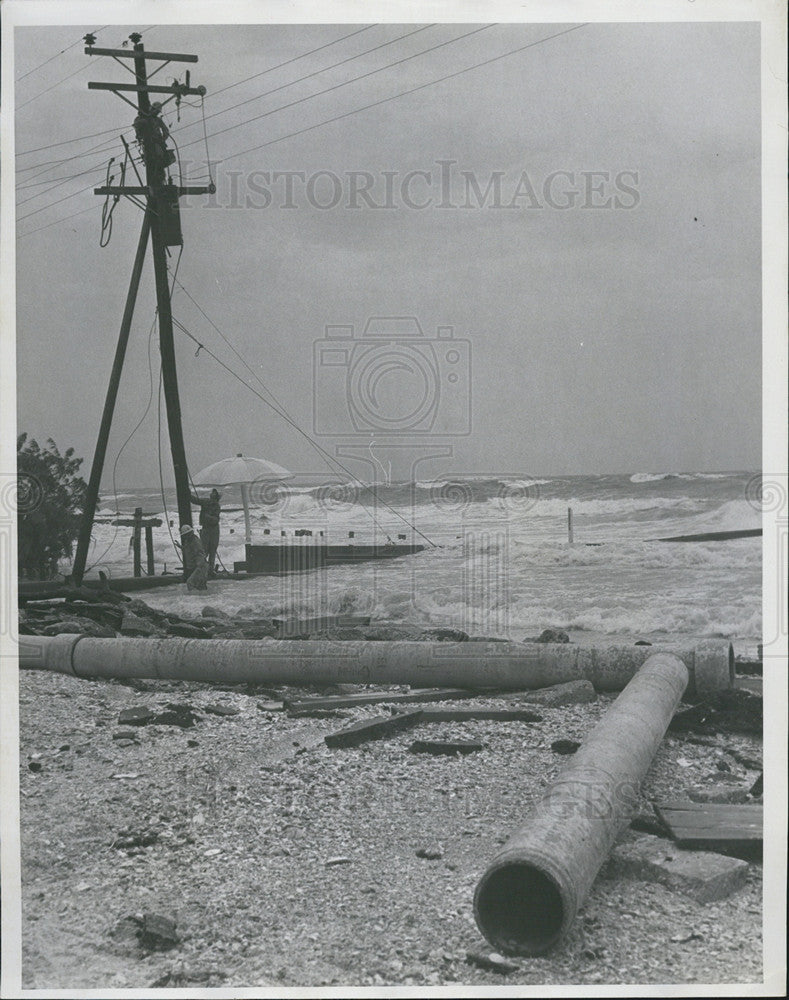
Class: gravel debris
17,668,763,988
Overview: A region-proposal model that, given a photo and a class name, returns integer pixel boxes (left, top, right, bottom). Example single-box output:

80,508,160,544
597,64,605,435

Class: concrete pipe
473,652,689,956
18,636,732,696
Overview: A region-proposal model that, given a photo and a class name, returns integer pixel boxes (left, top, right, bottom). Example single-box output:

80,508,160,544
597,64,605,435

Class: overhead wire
15,177,101,223
15,24,110,82
172,23,435,141
16,203,96,239
218,23,588,165
17,133,130,180
16,156,124,208
16,61,92,111
16,125,127,158
168,287,436,546
177,23,484,153
17,24,587,236
16,24,159,165
208,24,377,102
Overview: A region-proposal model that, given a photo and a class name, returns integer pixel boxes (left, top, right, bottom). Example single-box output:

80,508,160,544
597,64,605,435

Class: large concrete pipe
19,635,732,695
473,652,689,956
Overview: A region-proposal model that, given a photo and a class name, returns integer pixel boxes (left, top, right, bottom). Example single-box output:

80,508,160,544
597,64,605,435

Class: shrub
17,434,89,580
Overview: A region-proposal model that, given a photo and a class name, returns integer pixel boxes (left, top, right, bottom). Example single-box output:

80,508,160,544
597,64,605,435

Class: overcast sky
12,19,762,485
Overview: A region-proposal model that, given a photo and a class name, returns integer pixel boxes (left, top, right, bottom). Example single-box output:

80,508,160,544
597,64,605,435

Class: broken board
285,688,482,714
655,799,763,857
324,709,424,748
410,739,484,756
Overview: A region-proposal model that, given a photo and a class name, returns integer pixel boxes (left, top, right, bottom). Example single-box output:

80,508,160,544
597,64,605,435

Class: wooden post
132,40,194,572
145,524,155,575
70,213,151,585
78,39,210,585
133,507,143,576
241,482,252,544
568,506,574,546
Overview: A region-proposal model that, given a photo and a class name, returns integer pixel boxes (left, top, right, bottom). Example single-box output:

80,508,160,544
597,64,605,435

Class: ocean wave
630,472,691,483
630,471,740,484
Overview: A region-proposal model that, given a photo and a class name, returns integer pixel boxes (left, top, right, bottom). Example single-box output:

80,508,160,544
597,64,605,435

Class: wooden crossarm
85,46,199,63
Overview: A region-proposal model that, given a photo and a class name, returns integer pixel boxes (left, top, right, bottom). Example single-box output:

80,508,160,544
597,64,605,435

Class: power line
174,24,434,139
17,126,123,158
17,61,91,111
15,25,109,82
17,131,126,180
219,23,587,165
209,24,377,102
16,178,99,223
16,203,96,239
180,24,485,153
16,157,120,206
15,25,158,147
169,280,436,546
17,25,587,237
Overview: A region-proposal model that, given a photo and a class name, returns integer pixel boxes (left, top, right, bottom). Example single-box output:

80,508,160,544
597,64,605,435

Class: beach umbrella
192,453,293,544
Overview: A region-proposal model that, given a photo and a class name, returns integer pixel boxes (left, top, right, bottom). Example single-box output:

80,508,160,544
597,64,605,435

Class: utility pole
71,33,214,585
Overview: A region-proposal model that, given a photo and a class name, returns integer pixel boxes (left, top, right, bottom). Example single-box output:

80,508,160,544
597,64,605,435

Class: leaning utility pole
71,32,214,585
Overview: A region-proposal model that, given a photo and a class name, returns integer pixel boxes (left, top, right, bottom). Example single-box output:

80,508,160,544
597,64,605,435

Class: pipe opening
475,861,565,956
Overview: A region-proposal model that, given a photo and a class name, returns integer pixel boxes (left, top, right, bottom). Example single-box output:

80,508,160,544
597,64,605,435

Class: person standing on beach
179,525,209,591
190,488,221,577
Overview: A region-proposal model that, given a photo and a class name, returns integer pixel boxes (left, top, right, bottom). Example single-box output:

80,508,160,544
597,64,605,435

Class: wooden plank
409,739,484,756
324,710,423,749
654,528,761,543
655,800,763,848
416,707,543,723
285,688,481,713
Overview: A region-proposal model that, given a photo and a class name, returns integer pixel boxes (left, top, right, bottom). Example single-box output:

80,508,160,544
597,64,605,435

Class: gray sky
13,20,761,485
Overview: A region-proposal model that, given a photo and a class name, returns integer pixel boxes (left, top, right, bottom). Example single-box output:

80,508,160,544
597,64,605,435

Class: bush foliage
17,434,88,580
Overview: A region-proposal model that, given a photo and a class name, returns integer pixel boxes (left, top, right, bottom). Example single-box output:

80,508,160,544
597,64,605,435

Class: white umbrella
192,453,293,544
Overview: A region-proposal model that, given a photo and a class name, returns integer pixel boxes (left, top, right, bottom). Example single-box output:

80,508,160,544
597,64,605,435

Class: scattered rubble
118,707,155,726
139,913,179,952
521,628,570,643
416,845,444,860
465,951,519,974
669,688,762,736
686,786,750,804
17,624,764,988
117,704,200,729
517,679,597,707
610,833,749,903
